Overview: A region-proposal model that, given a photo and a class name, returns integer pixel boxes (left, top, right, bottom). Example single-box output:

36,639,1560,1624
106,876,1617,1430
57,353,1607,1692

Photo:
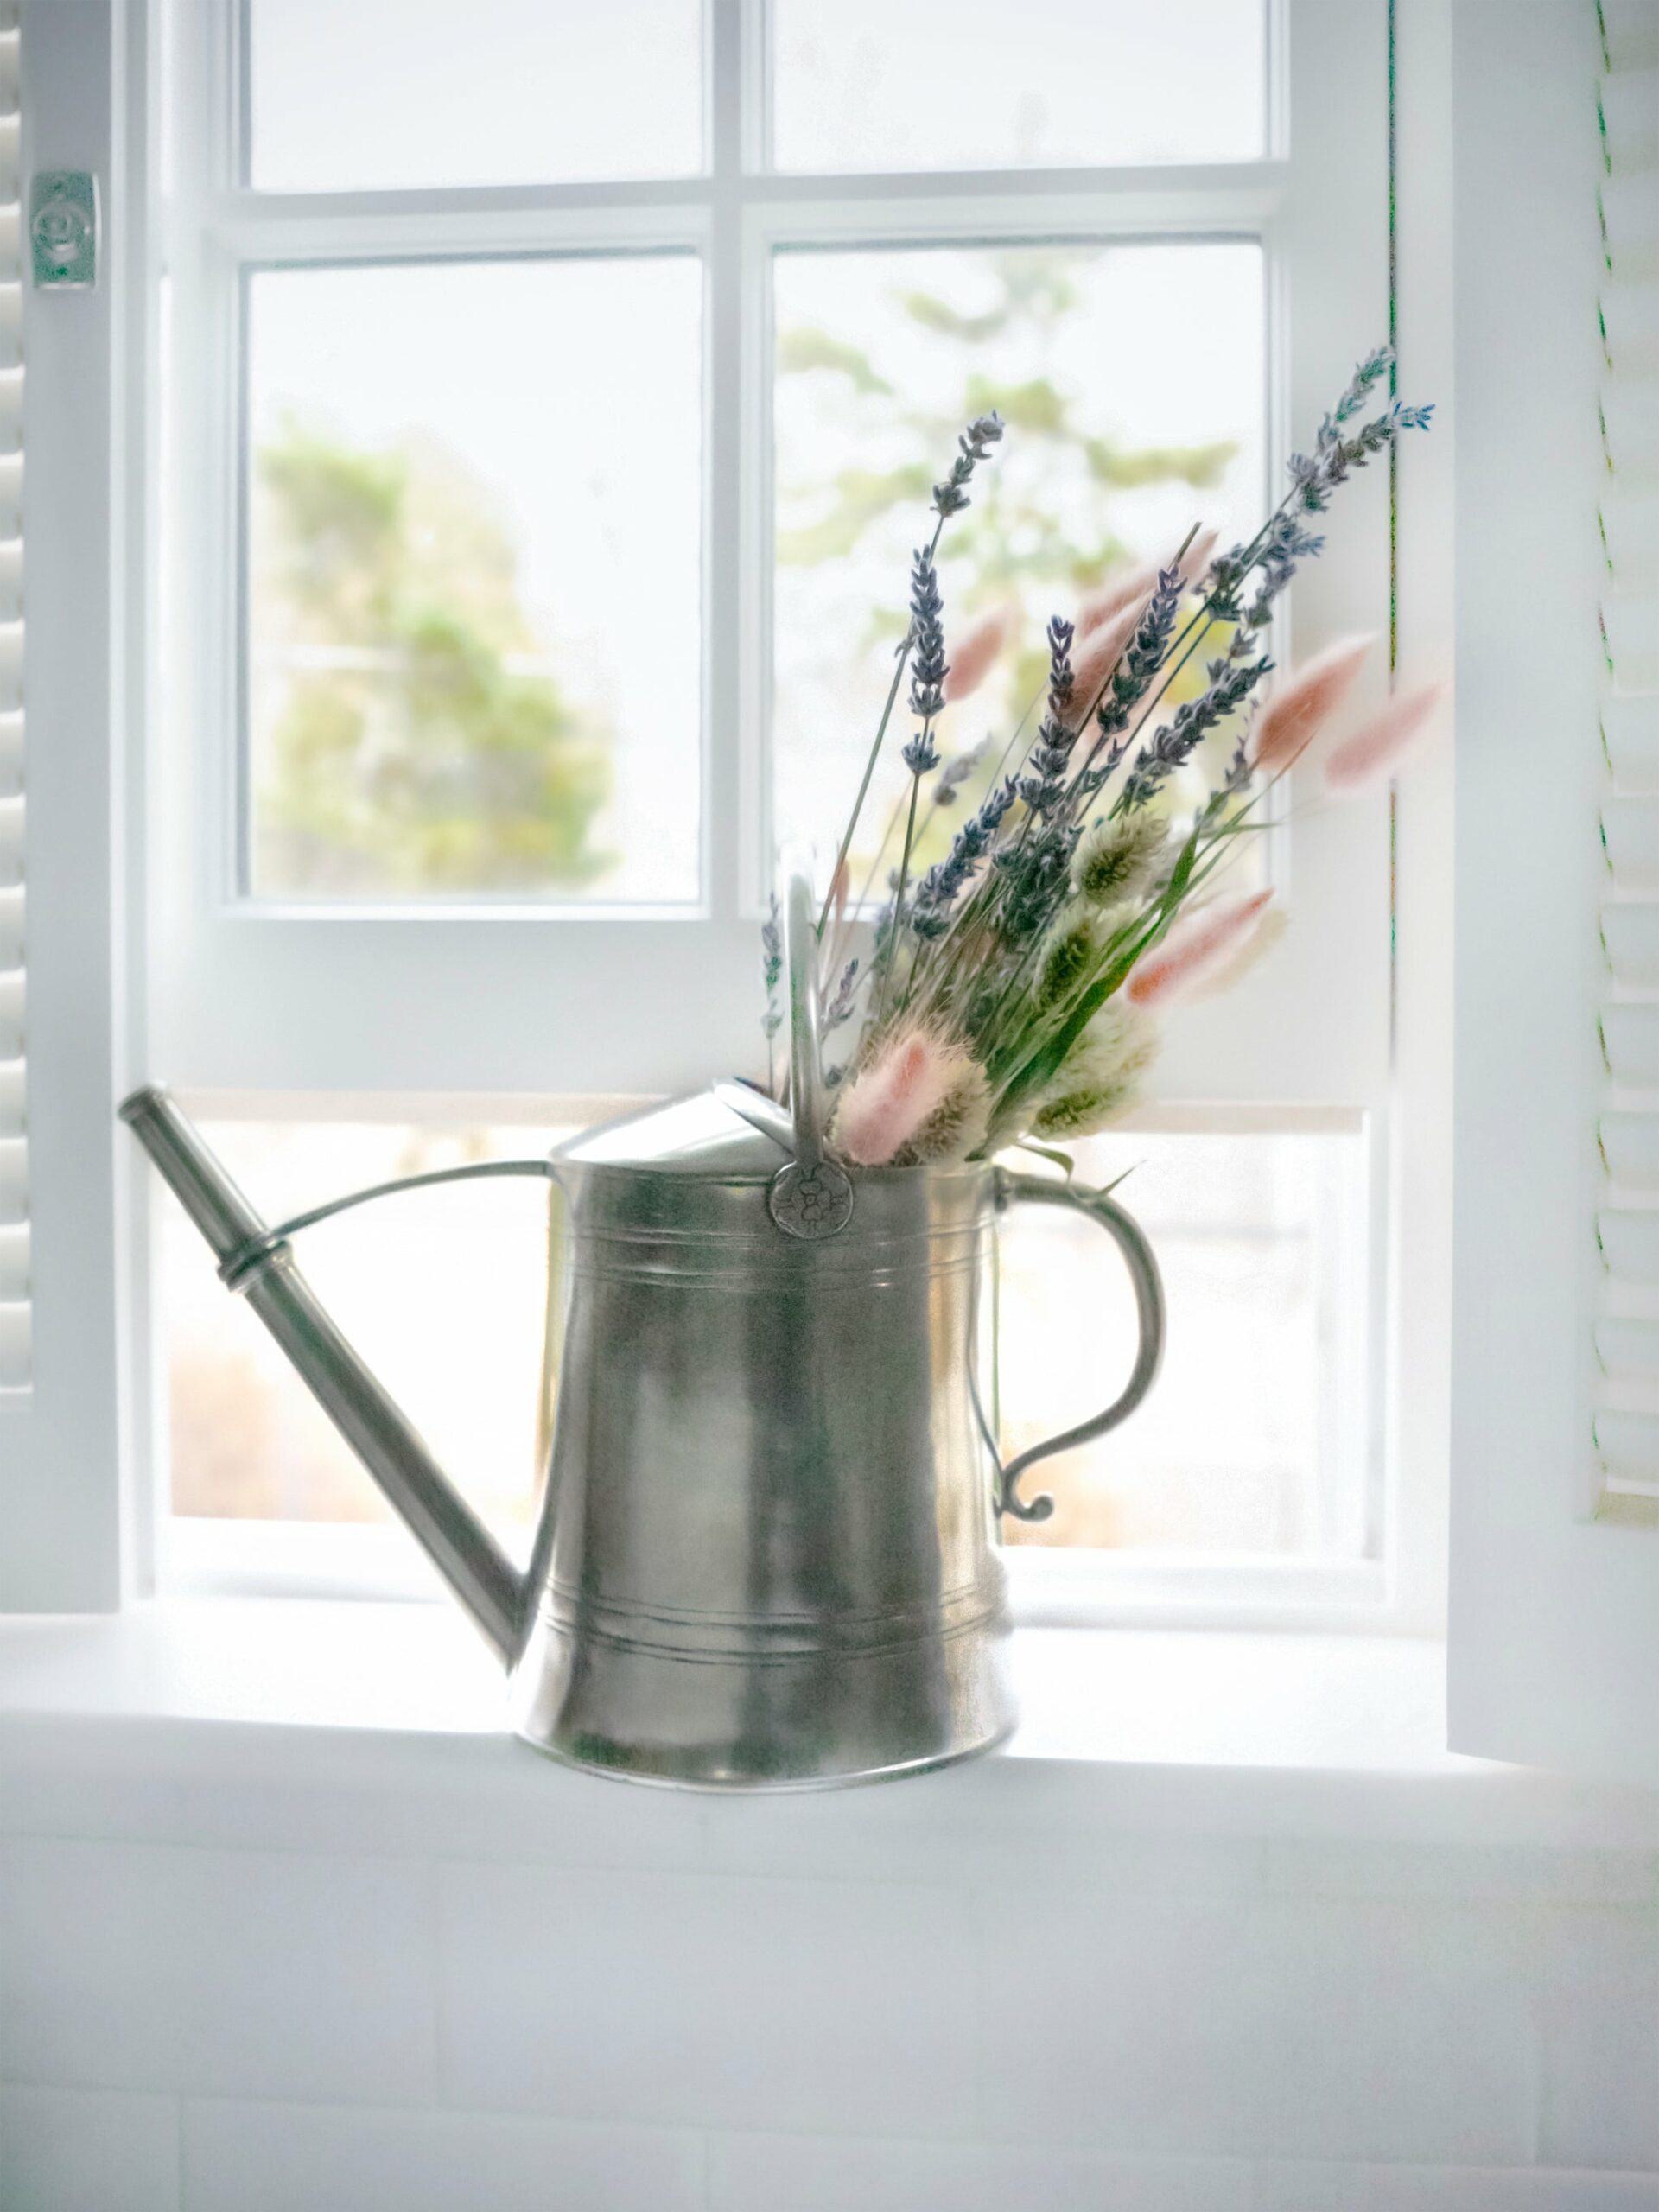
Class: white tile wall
179,2099,705,2212
0,1731,1656,2210
435,1859,982,2138
1253,2168,1659,2209
0,1837,435,2101
0,2085,180,2212
705,2133,1255,2209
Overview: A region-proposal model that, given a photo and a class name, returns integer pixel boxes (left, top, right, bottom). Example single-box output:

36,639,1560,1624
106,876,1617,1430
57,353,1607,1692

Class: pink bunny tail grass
1077,562,1157,639
1323,682,1445,792
833,1029,960,1167
1127,889,1275,1010
1076,528,1219,639
942,606,1012,704
1062,600,1142,730
1194,903,1288,1001
1250,634,1375,777
1176,525,1219,590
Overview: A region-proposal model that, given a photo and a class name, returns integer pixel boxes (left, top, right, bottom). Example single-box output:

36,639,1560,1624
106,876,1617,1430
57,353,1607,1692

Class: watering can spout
119,1085,530,1664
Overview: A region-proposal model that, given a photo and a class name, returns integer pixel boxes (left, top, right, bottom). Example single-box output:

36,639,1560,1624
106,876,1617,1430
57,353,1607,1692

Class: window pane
248,0,702,190
996,1129,1373,1556
772,241,1263,889
165,1117,583,1529
246,259,702,903
770,0,1267,173
167,1116,1369,1561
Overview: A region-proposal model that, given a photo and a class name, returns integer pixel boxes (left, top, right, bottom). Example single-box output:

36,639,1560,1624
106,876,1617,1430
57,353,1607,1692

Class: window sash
156,1093,1394,1628
154,0,1392,1106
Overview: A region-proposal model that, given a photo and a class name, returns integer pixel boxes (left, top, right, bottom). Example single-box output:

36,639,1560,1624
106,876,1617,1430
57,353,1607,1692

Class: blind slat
1604,68,1659,165
1600,1001,1659,1084
0,1061,24,1141
1599,1110,1659,1186
1605,594,1659,690
1599,1208,1659,1281
1604,375,1659,475
1604,486,1659,582
1602,903,1659,985
1604,0,1659,74
1594,1408,1659,1480
1597,1316,1659,1378
1604,699,1659,787
1602,794,1659,886
1605,277,1659,372
1605,173,1659,273
0,1299,28,1389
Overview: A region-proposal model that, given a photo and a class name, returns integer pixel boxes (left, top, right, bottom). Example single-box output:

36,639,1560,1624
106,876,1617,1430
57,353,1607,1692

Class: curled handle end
992,1167,1166,1522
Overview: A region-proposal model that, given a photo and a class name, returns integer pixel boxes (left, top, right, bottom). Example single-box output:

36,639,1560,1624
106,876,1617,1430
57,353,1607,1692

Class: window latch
29,172,98,291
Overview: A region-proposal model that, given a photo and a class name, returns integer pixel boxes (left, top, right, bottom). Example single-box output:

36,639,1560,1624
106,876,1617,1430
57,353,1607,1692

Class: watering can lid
550,1085,793,1179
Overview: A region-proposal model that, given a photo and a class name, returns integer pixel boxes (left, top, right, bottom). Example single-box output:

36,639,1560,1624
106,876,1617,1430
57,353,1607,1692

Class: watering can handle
990,1168,1166,1523
765,874,856,1239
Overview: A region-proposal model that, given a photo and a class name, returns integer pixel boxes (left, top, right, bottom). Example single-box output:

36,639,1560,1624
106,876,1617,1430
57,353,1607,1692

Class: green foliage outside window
252,423,613,895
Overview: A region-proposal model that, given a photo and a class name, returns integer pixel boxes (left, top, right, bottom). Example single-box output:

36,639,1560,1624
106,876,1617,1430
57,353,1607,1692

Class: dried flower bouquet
764,346,1436,1170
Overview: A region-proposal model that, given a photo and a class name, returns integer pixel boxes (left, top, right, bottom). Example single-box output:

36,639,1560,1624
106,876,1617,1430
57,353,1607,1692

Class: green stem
816,513,945,940
878,767,925,1029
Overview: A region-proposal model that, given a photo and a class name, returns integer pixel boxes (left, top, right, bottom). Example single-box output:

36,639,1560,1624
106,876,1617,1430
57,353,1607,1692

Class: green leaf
988,848,1198,1122
1083,435,1237,489
1012,1140,1076,1178
898,291,1010,342
776,464,934,564
962,374,1070,436
777,324,893,397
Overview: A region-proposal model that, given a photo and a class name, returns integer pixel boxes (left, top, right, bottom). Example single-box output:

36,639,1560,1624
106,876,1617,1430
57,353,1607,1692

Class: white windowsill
1,1600,1656,1850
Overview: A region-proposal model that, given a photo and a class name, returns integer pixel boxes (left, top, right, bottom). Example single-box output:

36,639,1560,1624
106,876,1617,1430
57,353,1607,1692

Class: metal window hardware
29,172,98,290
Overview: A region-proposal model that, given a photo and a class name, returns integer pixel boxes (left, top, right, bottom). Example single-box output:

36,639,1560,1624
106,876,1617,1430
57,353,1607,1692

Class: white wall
2,1717,1656,2210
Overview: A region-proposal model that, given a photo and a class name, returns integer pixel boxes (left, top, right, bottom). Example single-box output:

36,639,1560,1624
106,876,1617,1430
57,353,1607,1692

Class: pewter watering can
122,880,1165,1789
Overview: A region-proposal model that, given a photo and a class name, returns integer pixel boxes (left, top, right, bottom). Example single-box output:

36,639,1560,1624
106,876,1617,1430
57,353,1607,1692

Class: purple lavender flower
931,410,1005,519
1289,385,1434,513
1116,652,1273,813
912,774,1016,926
906,547,947,725
1016,618,1080,818
822,956,861,1034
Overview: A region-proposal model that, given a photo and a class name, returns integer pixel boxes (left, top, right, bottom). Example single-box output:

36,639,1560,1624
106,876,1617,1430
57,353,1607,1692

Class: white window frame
12,0,1456,1639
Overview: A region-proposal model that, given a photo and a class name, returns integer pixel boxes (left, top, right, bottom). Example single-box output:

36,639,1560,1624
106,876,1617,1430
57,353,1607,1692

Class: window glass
245,258,702,902
164,1117,579,1529
769,0,1268,174
997,1128,1373,1557
248,0,703,191
165,1115,1368,1562
771,239,1264,891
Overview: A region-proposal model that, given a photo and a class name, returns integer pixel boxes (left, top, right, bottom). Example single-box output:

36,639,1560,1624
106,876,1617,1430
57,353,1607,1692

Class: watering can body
122,891,1165,1789
518,1094,1014,1784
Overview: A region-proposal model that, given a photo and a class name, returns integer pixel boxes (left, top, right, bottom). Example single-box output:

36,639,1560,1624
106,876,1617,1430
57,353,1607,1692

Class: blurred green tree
779,248,1238,711
251,422,612,894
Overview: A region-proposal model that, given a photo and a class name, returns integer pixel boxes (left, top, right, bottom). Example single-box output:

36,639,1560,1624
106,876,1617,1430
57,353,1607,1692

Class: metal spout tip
118,1084,170,1126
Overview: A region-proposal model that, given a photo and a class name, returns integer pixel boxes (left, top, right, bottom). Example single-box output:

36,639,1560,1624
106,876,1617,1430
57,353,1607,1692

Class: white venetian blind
1593,0,1659,1517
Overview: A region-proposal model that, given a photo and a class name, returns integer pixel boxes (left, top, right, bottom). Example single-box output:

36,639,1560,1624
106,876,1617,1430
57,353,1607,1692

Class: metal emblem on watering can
122,878,1165,1789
